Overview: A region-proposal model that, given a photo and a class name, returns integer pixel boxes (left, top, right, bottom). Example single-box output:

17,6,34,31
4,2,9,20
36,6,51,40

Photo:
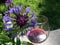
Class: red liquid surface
27,28,47,43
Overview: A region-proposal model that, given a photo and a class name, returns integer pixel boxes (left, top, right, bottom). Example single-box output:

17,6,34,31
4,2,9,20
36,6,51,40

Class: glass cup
26,15,50,45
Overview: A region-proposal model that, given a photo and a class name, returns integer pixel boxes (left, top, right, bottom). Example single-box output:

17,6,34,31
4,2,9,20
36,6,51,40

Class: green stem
12,38,15,45
16,36,21,45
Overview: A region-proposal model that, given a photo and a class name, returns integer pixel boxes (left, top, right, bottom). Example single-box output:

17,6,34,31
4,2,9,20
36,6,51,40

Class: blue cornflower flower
5,0,13,7
3,6,37,38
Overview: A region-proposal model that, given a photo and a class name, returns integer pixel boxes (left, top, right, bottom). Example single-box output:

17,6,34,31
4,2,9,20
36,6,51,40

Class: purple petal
4,22,13,33
20,32,25,37
26,31,30,36
4,23,12,26
33,20,37,24
7,28,13,32
13,6,20,15
5,2,11,7
6,0,13,3
9,8,14,14
4,28,13,33
18,6,23,12
4,11,10,15
13,6,19,13
3,16,11,22
30,13,36,19
32,20,37,25
26,7,30,15
29,20,37,28
4,21,13,30
5,0,13,7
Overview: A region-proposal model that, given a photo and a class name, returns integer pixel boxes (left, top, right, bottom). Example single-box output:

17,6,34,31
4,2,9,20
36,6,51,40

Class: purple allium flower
5,0,13,7
26,7,30,15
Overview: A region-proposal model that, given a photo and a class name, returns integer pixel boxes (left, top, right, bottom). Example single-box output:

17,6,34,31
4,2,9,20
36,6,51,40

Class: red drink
27,28,47,43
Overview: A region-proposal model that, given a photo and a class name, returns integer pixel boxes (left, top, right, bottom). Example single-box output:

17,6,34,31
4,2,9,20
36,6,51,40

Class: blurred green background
0,0,60,30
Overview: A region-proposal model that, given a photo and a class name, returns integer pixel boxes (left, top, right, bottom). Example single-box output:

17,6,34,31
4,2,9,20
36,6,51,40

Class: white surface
20,29,60,45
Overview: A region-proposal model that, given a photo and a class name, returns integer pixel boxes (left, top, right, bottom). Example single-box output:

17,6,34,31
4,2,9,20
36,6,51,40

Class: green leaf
16,37,21,45
0,34,11,44
0,22,3,27
0,4,7,13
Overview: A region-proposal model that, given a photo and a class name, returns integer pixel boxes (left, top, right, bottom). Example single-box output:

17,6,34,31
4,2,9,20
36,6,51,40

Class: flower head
15,15,29,28
8,6,37,28
3,6,37,38
10,6,36,27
